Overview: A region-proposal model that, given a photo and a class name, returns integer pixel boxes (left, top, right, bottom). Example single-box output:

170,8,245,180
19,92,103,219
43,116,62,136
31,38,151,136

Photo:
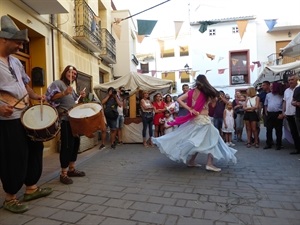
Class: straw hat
0,15,29,42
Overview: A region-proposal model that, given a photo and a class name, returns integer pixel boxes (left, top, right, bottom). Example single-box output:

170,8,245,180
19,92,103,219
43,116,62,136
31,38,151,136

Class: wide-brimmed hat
0,15,29,42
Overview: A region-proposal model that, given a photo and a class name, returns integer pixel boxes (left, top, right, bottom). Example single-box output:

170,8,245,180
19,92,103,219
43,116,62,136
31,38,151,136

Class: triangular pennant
205,69,211,74
114,18,122,24
218,68,227,74
206,53,215,60
236,20,248,40
250,64,255,72
199,21,218,33
112,23,121,40
137,19,157,35
179,71,183,78
135,31,145,43
252,61,261,67
218,57,224,63
231,58,239,66
151,70,156,77
174,21,184,39
191,71,196,78
242,60,247,66
264,19,277,31
157,39,164,57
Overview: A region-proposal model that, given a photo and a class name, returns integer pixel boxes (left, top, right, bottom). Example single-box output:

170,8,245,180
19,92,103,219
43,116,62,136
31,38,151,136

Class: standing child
222,102,235,147
163,110,174,134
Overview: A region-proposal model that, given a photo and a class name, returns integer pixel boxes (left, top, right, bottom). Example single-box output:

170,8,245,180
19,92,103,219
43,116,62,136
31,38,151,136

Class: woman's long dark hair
60,65,78,86
193,74,218,100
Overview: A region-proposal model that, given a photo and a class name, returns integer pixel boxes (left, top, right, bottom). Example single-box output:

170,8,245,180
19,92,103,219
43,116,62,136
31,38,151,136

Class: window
229,50,250,85
209,29,216,36
161,48,175,58
140,63,149,73
232,27,238,34
77,72,92,96
180,72,190,83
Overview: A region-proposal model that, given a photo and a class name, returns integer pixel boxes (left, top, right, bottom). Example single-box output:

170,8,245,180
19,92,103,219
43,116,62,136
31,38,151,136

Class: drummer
0,15,53,213
46,65,86,185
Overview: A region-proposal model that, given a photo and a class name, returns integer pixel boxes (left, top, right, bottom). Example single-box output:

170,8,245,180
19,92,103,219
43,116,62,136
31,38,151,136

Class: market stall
94,72,173,143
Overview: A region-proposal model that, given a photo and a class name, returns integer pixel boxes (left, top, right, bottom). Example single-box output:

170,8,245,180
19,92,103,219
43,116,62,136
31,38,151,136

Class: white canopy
280,32,300,57
93,72,173,101
253,61,300,87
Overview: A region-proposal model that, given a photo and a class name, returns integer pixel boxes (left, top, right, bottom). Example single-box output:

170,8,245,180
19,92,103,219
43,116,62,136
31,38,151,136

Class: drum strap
57,108,68,117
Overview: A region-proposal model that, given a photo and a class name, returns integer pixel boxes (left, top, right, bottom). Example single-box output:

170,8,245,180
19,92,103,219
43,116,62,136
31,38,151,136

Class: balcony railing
99,28,116,64
73,0,102,52
267,53,300,66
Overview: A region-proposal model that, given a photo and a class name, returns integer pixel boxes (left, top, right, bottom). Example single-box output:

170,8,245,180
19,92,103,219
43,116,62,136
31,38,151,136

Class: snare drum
21,104,60,142
68,102,103,138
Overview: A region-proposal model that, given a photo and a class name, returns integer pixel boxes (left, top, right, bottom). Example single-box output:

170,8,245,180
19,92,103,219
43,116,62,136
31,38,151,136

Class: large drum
68,102,103,138
21,104,60,142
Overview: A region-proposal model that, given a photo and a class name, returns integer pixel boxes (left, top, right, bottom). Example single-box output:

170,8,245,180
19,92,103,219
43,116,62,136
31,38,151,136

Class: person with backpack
102,87,123,149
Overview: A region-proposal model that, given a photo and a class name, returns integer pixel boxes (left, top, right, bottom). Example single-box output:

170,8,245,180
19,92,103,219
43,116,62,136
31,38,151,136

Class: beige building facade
0,0,131,154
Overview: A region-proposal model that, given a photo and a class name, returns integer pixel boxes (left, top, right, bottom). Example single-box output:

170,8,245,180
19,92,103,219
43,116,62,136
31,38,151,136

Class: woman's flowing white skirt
152,115,237,164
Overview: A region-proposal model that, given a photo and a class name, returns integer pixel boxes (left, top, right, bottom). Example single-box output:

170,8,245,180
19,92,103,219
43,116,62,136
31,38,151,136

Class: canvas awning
280,32,300,57
253,61,300,87
93,72,173,101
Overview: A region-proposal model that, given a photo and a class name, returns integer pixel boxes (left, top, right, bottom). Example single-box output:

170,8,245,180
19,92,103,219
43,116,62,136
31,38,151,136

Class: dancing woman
152,74,237,172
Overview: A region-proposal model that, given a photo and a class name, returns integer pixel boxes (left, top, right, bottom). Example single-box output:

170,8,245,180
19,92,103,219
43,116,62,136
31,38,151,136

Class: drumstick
12,93,28,108
40,88,43,121
75,87,86,104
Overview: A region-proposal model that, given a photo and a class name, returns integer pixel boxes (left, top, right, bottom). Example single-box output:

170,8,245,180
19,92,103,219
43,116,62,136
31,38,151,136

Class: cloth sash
168,89,206,126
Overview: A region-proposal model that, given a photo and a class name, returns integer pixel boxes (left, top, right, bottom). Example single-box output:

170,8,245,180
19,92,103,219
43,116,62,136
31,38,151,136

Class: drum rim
68,102,102,119
21,104,58,129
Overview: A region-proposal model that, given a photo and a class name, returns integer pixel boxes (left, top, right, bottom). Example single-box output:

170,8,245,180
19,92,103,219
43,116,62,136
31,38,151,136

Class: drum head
69,103,102,118
22,105,58,129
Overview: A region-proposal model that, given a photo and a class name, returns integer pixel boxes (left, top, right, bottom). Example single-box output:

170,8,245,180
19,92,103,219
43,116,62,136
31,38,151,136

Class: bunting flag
191,71,197,78
252,61,261,67
113,18,122,24
205,69,212,74
135,31,145,43
112,23,121,40
137,19,158,35
231,58,239,66
218,57,224,63
179,71,183,78
174,21,184,39
264,19,277,31
199,21,218,33
250,64,255,72
151,70,157,77
157,39,165,57
242,60,247,66
236,20,248,40
206,53,215,60
218,68,227,74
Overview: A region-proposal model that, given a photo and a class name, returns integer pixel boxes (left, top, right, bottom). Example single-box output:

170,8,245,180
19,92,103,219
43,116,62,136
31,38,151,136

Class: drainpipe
57,14,63,74
50,14,56,81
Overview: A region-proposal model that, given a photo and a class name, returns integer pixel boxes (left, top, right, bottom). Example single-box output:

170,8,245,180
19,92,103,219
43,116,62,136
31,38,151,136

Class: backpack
104,98,119,120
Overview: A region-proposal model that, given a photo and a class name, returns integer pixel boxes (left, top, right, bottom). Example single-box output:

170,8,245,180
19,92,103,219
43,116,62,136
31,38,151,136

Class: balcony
267,53,300,66
73,0,101,52
99,28,116,64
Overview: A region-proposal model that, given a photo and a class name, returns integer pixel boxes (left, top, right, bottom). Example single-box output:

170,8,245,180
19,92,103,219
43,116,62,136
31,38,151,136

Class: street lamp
184,63,191,74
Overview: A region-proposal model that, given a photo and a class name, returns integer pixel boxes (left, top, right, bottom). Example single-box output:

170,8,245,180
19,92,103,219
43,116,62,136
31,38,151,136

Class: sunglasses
9,66,18,82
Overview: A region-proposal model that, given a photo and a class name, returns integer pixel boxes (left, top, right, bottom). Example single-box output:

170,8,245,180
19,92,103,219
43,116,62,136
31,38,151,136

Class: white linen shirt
283,85,299,116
